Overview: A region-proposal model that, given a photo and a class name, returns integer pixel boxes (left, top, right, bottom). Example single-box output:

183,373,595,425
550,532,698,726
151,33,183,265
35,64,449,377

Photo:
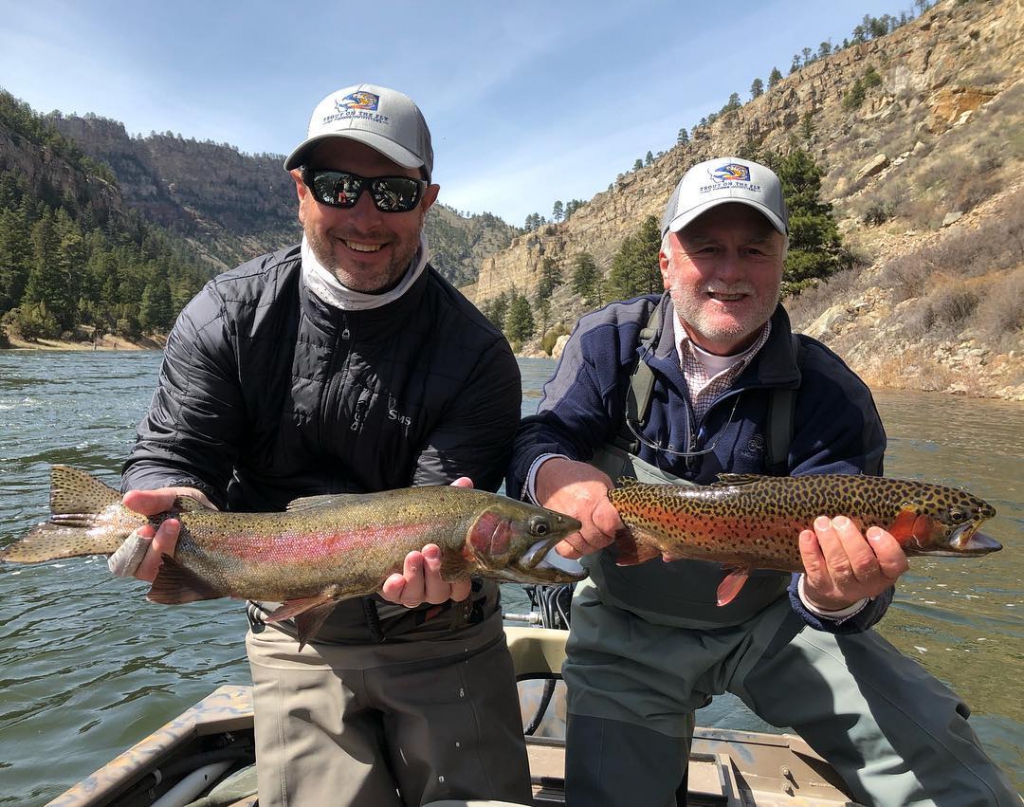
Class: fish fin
264,596,338,650
263,595,337,623
716,567,750,606
712,474,766,487
147,554,223,604
172,495,215,512
2,467,138,563
612,528,661,566
49,465,122,514
294,603,337,649
286,492,365,511
440,549,471,580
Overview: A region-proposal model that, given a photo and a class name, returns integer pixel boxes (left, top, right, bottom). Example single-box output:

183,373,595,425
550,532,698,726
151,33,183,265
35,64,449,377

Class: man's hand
109,487,215,582
799,516,909,611
380,477,474,607
534,457,624,560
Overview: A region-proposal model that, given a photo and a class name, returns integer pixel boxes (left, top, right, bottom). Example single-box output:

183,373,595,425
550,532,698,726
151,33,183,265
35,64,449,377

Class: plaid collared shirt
671,315,772,427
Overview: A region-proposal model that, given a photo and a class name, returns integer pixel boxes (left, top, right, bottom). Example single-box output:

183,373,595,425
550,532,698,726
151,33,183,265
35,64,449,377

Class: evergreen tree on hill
773,149,849,294
505,292,535,344
606,216,662,300
572,252,602,307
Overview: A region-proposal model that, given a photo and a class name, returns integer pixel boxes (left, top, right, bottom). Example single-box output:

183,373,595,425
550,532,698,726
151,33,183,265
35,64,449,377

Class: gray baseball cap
661,157,788,237
283,83,434,181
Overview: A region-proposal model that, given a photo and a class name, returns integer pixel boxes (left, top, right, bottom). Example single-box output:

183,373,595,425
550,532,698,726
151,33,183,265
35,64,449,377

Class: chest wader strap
613,301,663,455
764,335,801,476
616,299,800,477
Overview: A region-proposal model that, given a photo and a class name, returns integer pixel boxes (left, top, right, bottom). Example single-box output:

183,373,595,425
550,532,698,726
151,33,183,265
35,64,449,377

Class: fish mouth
503,519,587,584
948,524,1002,556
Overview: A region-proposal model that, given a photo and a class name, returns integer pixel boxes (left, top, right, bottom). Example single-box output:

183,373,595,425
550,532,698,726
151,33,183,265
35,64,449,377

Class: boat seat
504,625,568,680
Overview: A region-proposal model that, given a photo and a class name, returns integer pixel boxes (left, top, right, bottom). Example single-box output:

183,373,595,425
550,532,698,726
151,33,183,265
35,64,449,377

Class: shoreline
2,334,165,352
5,336,1021,402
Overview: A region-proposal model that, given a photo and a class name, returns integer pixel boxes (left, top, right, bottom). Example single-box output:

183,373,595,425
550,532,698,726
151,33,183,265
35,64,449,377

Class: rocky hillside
466,0,1024,400
47,115,514,281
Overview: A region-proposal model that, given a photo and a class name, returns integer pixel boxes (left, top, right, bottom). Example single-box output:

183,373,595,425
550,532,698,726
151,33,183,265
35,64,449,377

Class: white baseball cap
284,83,433,180
661,157,788,237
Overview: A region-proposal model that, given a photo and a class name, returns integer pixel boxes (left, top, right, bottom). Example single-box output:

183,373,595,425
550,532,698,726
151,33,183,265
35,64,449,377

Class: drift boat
47,621,862,807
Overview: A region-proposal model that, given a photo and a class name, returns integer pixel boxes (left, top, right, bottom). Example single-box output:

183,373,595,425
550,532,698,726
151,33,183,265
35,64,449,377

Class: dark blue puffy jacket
508,294,891,633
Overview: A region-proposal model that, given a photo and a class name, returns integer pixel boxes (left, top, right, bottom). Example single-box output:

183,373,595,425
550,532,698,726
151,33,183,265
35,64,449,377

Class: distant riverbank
5,330,1023,403
1,333,165,351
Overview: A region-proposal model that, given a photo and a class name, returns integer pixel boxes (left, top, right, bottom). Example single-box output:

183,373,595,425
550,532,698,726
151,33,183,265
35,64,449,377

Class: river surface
0,351,1021,804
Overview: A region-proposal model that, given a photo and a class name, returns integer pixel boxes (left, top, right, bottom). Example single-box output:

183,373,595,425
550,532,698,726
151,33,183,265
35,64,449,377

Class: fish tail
1,466,140,564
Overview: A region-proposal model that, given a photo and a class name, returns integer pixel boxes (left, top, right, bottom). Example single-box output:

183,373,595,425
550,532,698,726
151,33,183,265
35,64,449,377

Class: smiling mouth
344,240,384,253
707,291,746,302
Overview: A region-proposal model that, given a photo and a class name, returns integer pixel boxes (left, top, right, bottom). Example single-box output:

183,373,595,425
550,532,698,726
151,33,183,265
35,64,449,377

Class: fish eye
530,517,550,537
948,507,968,524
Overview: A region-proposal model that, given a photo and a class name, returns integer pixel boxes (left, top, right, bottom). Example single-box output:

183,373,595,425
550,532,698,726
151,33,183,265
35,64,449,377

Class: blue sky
1,0,912,226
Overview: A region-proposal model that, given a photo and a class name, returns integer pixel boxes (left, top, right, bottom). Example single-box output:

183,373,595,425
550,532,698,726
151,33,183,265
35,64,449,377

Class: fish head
465,502,585,584
892,485,1001,557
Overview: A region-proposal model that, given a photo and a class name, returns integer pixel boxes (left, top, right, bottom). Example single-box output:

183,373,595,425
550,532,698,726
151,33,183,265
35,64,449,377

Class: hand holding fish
111,487,215,581
798,516,909,611
533,457,625,560
380,477,475,606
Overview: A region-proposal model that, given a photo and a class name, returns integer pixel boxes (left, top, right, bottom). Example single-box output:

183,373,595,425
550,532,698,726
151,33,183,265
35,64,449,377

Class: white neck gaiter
301,233,429,311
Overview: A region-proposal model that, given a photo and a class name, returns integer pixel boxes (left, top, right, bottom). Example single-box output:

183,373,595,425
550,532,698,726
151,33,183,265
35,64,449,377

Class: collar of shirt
670,311,772,425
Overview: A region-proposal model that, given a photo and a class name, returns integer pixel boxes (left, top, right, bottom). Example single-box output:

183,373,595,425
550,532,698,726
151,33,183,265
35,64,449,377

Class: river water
0,351,1021,804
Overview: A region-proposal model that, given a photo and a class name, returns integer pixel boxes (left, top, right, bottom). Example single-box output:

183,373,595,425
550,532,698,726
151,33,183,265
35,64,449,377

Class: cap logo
337,91,380,111
709,163,751,183
319,91,390,129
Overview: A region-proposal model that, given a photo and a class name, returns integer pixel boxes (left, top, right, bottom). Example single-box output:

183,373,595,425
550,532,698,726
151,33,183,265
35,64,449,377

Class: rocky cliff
48,115,514,278
467,0,1024,399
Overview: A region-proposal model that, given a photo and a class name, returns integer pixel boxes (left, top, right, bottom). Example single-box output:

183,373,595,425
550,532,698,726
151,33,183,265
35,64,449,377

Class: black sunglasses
302,168,427,213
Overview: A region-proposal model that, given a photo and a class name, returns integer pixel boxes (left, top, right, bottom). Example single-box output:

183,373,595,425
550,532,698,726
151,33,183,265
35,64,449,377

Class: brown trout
608,474,1001,606
3,466,585,645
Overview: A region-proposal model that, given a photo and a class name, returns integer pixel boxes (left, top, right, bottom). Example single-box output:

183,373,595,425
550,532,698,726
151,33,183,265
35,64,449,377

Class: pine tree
750,78,764,99
677,128,690,146
537,257,561,299
775,149,849,293
606,216,662,300
139,278,173,333
505,292,535,343
0,206,32,313
645,151,654,167
768,67,783,89
571,252,601,307
24,211,77,331
481,291,510,330
552,201,564,222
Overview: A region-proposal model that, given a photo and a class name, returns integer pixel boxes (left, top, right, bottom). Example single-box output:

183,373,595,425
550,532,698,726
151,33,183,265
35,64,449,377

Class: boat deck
48,627,863,807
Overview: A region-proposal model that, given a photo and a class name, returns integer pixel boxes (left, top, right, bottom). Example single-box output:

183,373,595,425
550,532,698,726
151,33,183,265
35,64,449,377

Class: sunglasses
302,168,427,213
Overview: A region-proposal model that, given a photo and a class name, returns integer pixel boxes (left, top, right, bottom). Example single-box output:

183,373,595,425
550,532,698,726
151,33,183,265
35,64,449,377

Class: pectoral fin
147,555,223,604
265,595,339,650
612,528,661,566
716,567,751,606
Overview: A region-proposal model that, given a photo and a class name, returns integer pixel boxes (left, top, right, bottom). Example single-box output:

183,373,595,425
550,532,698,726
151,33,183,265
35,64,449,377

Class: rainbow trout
3,466,585,645
608,474,1001,606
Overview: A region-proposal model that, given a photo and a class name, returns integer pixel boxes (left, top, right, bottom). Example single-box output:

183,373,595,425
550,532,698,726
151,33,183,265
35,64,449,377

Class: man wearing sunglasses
507,158,1019,806
114,84,531,806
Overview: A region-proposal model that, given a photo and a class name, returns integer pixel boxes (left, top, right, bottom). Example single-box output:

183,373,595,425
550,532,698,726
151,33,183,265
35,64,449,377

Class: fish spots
607,474,999,579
